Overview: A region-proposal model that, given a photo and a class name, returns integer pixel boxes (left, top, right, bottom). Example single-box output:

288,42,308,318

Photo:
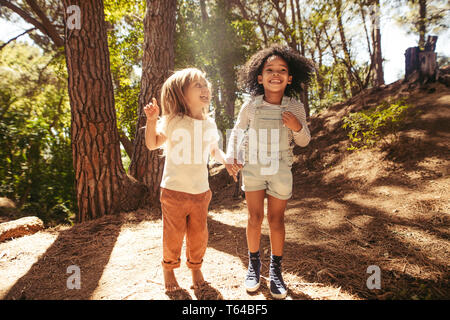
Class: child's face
184,77,211,112
258,55,292,95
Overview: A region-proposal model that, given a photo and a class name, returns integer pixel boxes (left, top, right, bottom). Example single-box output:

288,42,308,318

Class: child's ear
288,75,293,84
257,75,263,84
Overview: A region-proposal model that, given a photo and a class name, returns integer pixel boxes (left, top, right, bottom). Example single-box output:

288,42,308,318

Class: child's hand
225,159,243,182
144,98,160,122
282,111,302,132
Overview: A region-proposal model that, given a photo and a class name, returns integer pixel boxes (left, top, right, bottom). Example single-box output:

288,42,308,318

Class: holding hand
144,98,160,122
225,158,243,182
282,111,302,132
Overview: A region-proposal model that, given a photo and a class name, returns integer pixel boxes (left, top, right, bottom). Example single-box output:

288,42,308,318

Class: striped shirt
226,95,311,161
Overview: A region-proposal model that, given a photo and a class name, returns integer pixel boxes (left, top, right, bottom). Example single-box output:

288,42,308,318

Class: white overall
241,96,294,200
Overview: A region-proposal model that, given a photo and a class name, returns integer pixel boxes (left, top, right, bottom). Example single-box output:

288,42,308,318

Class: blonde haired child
144,68,227,292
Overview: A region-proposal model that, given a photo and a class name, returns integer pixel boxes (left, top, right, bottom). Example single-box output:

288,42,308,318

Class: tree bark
63,0,146,222
418,0,427,49
128,0,176,205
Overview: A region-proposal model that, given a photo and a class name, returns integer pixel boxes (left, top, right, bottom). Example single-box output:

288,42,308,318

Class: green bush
47,203,74,226
342,99,412,150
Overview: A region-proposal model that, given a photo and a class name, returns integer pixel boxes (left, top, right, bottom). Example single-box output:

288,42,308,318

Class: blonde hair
157,68,213,154
160,68,212,121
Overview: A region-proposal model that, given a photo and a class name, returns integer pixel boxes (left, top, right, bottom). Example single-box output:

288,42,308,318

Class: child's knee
248,211,264,226
267,214,284,229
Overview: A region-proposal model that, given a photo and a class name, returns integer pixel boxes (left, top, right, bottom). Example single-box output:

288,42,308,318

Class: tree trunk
293,0,310,114
418,0,427,50
371,0,384,86
216,0,237,119
404,36,438,83
324,25,348,100
300,85,310,118
128,0,176,205
200,0,209,22
294,0,306,56
312,26,325,101
334,0,360,95
63,0,146,222
118,129,134,159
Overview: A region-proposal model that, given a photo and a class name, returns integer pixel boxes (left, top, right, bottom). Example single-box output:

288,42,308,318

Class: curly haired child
225,44,314,299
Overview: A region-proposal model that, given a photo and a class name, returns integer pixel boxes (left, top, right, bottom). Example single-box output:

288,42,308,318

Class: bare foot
191,269,206,289
163,268,181,292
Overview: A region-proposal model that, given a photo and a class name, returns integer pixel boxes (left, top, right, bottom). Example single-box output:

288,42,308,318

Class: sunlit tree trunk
371,0,384,86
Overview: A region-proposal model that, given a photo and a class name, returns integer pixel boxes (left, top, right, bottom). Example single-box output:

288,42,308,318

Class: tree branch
0,0,64,47
0,27,37,51
25,0,64,47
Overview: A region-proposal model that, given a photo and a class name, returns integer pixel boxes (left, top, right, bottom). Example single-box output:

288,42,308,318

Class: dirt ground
0,81,449,300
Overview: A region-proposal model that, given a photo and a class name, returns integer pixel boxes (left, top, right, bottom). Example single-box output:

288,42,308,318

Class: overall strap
248,95,264,129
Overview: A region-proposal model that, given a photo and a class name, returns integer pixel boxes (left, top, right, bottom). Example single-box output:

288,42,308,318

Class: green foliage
342,99,412,150
104,0,145,143
310,62,349,114
0,42,75,225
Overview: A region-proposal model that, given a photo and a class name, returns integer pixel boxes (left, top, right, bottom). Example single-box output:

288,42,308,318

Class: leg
186,190,211,288
266,194,288,256
160,188,187,291
267,193,288,299
241,165,267,292
245,190,266,253
243,190,265,292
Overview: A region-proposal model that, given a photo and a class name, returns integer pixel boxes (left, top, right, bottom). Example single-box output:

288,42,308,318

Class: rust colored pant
160,187,212,270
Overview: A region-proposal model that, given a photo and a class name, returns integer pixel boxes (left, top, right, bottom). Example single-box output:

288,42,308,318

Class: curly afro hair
238,44,315,98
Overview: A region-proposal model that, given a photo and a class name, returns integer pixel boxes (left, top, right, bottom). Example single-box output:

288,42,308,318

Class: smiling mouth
200,95,209,101
269,79,282,84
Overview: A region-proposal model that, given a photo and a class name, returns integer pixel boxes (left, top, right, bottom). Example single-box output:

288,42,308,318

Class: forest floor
0,79,449,300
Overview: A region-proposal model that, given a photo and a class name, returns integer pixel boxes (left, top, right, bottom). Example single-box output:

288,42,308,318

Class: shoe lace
246,258,260,280
270,263,285,287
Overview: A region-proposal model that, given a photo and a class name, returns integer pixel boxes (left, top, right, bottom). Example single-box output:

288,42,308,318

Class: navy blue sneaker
269,255,287,299
245,251,261,292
